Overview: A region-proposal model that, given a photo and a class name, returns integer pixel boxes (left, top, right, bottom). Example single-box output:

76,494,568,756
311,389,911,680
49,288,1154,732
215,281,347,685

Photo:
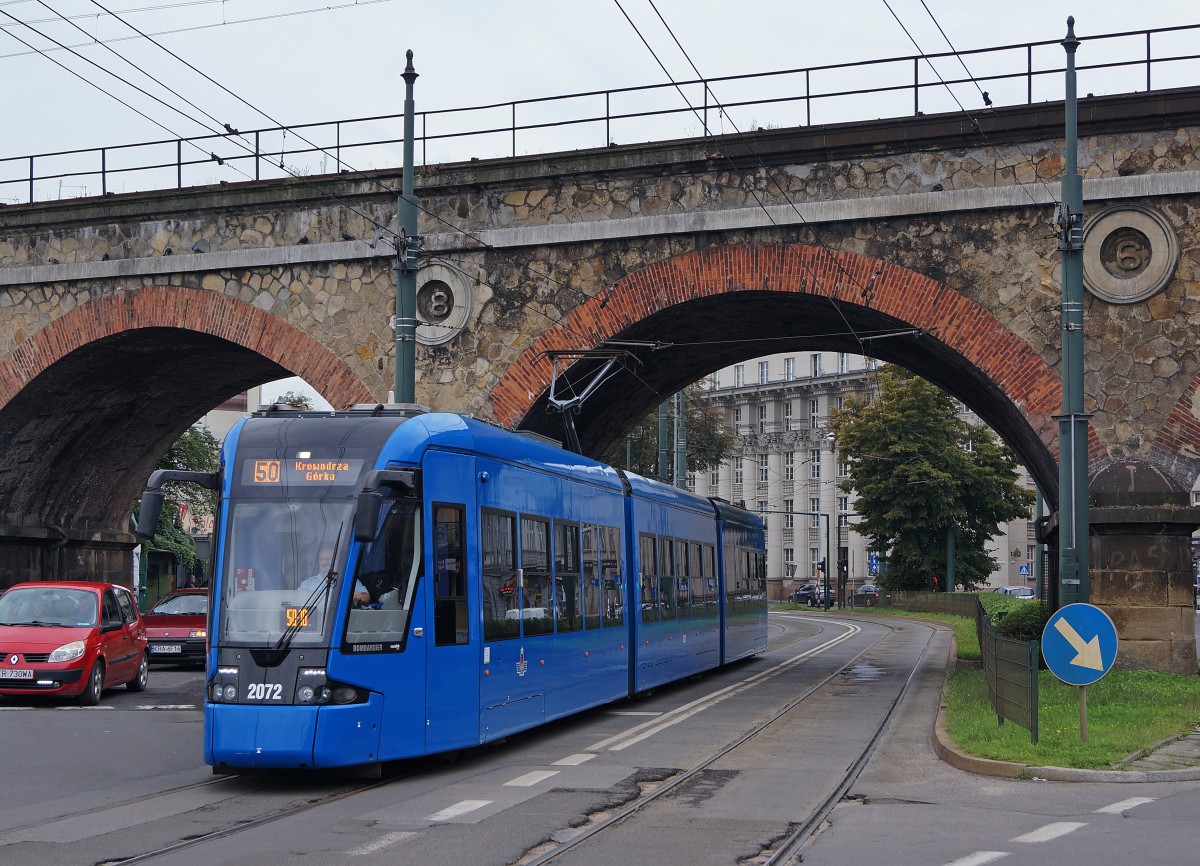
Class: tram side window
482,510,519,641
433,505,468,646
689,542,706,617
659,537,677,620
703,543,717,614
675,540,691,618
725,545,742,614
639,534,659,623
755,551,767,598
554,521,582,633
582,524,601,629
600,524,622,628
520,517,554,637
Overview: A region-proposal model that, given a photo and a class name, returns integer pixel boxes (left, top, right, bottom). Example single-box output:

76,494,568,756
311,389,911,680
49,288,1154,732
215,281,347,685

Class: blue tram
137,406,766,771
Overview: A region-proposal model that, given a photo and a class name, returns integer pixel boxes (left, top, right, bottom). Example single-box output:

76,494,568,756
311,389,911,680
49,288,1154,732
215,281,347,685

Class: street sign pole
1042,603,1117,742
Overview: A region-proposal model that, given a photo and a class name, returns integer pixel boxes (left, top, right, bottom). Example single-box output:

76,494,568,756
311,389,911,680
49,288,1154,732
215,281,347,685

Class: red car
0,581,148,704
142,588,208,666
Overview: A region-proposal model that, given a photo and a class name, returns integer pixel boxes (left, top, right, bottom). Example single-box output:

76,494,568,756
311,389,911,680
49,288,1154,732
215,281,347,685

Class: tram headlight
209,666,239,704
296,684,316,703
332,686,360,704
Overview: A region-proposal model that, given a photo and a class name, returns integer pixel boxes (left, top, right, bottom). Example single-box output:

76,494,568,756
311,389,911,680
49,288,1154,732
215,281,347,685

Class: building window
758,453,769,483
810,547,820,577
839,352,849,373
837,460,849,478
835,395,844,411
809,497,820,528
758,404,767,433
733,406,742,428
1027,544,1035,563
783,499,794,529
783,401,792,424
784,451,795,481
867,357,878,370
809,450,821,479
734,460,744,485
809,398,819,429
811,353,823,377
785,357,796,381
735,365,744,387
710,469,720,486
837,496,849,529
686,473,696,490
758,360,769,384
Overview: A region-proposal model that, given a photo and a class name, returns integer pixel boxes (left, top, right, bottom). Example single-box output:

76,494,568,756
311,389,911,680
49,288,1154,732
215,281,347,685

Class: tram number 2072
246,683,284,701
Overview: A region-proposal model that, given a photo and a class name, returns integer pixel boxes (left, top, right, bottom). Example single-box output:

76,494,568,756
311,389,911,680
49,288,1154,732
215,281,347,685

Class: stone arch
0,285,373,544
491,243,1101,499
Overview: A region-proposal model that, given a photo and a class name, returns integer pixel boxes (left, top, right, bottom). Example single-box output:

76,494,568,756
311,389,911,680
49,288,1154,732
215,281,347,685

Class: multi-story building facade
693,352,1038,602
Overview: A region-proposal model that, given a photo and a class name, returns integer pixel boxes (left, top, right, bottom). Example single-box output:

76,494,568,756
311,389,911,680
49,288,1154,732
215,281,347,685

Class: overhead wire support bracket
539,348,643,455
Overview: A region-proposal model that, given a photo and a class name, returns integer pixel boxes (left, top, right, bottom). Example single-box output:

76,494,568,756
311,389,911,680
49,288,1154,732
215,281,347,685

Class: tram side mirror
135,490,165,540
354,490,384,542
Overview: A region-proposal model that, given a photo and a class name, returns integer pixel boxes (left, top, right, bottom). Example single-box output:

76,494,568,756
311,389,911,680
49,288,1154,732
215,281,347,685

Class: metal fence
889,590,1039,743
2,24,1198,206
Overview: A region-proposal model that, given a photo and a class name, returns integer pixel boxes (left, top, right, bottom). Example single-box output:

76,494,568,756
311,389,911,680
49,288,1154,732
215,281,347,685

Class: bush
994,601,1050,642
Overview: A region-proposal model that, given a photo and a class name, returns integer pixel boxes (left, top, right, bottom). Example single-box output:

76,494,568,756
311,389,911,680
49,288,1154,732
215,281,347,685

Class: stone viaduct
1,87,1199,671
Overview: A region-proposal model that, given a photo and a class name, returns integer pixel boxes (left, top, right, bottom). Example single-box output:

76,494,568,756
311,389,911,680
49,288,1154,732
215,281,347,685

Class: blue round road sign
1041,603,1118,686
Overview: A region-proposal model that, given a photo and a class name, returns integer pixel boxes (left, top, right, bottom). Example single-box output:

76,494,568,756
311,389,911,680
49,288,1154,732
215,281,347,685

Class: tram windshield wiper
274,536,343,654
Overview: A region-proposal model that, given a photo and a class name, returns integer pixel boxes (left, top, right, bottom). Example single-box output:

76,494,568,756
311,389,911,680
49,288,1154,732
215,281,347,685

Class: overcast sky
2,0,1196,410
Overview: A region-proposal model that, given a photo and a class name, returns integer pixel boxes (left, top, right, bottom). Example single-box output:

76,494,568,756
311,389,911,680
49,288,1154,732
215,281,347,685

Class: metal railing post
101,148,107,196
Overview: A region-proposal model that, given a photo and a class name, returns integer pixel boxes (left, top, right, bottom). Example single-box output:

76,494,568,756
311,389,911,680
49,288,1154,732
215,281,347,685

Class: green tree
146,425,221,572
830,367,1034,591
606,384,736,479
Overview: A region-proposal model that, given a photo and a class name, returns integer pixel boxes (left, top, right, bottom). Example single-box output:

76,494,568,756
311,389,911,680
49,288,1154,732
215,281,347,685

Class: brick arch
0,285,372,408
1154,373,1200,487
491,243,1101,493
0,285,373,543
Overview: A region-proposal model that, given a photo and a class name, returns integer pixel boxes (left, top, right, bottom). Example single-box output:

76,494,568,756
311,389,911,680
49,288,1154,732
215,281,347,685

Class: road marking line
348,831,418,856
553,754,595,766
941,852,1008,866
136,704,197,710
1094,797,1155,813
1010,822,1087,843
505,770,559,787
610,711,662,716
427,800,491,822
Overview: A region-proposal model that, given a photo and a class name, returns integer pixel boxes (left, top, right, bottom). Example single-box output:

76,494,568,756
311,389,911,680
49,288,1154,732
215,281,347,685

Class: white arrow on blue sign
1041,603,1118,686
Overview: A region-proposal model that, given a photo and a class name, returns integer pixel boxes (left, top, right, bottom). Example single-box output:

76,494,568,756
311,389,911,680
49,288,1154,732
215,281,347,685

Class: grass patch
944,667,1200,768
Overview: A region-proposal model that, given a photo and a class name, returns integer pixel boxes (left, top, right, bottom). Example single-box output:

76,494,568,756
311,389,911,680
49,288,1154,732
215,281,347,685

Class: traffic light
817,558,826,576
837,559,848,580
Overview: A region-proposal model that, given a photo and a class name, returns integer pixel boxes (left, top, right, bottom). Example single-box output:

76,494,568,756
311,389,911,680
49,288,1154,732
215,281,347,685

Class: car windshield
150,594,208,616
0,587,99,627
218,500,353,646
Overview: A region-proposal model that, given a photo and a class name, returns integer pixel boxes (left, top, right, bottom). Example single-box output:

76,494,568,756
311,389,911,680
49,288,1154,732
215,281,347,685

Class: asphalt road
1,613,1199,866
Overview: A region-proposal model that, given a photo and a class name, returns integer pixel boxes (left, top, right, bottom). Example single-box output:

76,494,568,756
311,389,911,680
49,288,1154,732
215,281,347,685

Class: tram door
423,451,480,753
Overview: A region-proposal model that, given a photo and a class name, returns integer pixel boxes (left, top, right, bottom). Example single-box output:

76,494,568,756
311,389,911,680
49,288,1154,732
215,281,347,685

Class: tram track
515,614,940,866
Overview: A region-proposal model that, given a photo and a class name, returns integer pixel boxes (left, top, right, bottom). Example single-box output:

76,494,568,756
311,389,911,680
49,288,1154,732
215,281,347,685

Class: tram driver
299,546,370,606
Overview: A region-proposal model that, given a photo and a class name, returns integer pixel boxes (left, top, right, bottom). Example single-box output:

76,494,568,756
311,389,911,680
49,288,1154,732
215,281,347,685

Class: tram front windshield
218,501,353,646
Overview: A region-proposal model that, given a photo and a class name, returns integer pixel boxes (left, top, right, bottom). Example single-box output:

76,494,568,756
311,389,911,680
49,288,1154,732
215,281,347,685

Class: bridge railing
2,24,1198,206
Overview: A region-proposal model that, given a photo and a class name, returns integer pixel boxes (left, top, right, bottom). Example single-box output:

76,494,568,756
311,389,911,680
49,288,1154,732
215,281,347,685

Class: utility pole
674,391,687,489
395,50,420,403
1056,18,1090,604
